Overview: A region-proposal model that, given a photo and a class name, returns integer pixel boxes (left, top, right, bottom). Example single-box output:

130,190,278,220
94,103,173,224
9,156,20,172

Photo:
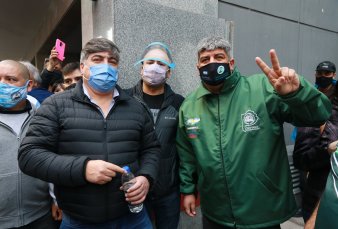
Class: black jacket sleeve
18,96,89,187
293,126,330,171
40,68,63,89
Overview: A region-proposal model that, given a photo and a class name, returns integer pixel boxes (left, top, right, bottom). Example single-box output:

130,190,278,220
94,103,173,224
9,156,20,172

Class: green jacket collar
196,67,241,99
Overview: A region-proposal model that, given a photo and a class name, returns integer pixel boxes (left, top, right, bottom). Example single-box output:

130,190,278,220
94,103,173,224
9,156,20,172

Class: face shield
134,42,176,69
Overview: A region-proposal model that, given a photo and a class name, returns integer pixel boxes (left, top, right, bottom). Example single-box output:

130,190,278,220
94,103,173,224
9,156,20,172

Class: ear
27,80,33,92
80,63,85,75
196,63,200,70
166,69,172,80
140,65,144,77
229,58,235,71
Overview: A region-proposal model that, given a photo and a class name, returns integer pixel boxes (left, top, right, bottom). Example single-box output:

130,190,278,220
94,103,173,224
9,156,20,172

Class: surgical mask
85,63,118,93
0,81,29,108
315,77,333,88
199,63,231,86
142,63,167,86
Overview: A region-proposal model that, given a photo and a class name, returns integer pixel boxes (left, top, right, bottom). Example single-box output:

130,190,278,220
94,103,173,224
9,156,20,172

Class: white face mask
142,63,167,86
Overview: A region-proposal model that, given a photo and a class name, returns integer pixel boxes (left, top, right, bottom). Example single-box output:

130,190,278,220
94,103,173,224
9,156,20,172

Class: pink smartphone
55,39,66,61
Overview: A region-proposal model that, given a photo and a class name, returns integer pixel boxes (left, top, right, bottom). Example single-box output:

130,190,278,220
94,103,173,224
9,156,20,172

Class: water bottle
121,166,143,213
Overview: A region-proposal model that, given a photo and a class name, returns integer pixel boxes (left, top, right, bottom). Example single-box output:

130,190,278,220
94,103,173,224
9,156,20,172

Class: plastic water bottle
121,166,143,213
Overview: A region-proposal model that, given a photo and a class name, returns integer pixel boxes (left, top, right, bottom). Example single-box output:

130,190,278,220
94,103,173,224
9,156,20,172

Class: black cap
316,61,336,73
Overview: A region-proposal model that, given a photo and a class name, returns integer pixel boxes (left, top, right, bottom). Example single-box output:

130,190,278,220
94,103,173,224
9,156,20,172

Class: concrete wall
218,0,338,81
218,0,338,145
83,0,231,97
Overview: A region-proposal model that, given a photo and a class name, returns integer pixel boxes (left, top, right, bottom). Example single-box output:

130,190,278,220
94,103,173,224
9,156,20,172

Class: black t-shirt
143,93,164,123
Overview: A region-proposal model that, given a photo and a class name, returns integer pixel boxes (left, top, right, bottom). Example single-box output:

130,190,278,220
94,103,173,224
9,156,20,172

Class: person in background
62,62,82,89
0,60,57,229
51,82,66,93
176,36,331,229
19,61,41,108
127,42,184,229
303,79,338,229
18,38,160,229
28,47,63,103
315,61,336,97
20,60,63,225
293,61,336,222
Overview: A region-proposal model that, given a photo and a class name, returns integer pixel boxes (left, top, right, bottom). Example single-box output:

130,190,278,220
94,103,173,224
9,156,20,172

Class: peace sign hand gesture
255,49,300,95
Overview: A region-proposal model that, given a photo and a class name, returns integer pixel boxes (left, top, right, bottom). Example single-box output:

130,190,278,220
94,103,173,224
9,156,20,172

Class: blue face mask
86,64,118,93
0,81,29,108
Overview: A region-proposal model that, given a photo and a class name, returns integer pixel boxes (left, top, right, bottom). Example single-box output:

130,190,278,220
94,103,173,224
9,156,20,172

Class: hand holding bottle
123,175,149,205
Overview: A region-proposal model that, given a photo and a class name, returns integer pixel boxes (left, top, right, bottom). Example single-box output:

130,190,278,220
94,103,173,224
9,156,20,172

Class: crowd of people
0,36,336,229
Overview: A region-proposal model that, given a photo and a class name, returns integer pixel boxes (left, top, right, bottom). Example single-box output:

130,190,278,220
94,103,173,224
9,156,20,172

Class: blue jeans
146,190,181,229
60,208,152,229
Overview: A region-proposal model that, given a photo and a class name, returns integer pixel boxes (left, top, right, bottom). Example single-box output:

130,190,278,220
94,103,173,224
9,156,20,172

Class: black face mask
316,77,333,88
199,63,231,86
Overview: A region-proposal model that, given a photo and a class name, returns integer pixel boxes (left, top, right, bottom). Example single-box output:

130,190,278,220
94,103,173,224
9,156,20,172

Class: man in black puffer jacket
127,42,184,229
18,38,160,229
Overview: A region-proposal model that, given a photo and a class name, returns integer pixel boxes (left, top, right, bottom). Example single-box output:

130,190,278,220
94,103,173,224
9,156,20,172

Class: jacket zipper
72,96,115,216
0,110,33,226
18,110,32,225
133,96,157,127
218,96,236,227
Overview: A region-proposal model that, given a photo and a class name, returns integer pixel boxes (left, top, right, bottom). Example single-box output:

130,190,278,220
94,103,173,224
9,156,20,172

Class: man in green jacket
176,36,331,229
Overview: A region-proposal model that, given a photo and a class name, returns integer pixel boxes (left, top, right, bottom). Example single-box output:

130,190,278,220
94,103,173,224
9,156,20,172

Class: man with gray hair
176,36,331,228
18,38,160,228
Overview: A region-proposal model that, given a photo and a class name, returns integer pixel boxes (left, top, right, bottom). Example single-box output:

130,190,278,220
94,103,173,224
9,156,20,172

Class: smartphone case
55,39,66,61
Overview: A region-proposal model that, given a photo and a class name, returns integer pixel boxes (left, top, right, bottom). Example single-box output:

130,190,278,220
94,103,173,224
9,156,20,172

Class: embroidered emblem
185,118,200,139
241,110,260,132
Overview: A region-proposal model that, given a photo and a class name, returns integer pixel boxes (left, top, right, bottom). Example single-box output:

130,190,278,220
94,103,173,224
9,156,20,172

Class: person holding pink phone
28,45,63,103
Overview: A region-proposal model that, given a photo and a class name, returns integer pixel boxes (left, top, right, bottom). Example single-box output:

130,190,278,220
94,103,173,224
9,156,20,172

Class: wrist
140,174,153,188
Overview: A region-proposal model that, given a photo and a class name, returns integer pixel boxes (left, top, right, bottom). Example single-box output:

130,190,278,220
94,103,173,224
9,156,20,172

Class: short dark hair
62,62,80,76
80,38,120,63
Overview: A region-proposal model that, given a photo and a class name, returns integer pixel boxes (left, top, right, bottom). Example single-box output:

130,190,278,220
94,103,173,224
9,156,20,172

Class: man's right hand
85,160,125,184
183,194,197,217
328,140,338,154
47,47,61,71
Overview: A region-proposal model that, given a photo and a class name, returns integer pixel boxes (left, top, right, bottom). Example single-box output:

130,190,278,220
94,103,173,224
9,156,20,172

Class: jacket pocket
0,173,18,218
256,170,282,194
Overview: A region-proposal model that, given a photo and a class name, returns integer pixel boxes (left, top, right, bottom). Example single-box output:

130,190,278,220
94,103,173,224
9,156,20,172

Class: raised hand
47,47,62,71
255,49,300,95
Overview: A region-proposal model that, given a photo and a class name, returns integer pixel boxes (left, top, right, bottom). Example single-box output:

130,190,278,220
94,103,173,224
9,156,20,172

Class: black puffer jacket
126,81,184,198
18,81,160,223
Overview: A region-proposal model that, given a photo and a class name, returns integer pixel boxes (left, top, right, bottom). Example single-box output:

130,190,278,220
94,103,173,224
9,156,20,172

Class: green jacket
177,68,331,228
315,150,338,229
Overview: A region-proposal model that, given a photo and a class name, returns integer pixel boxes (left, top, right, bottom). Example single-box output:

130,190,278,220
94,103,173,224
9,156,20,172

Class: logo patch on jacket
241,110,260,132
185,118,200,138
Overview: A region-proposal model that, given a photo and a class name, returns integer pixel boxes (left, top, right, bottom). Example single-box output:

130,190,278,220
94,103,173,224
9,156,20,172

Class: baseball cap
316,61,336,73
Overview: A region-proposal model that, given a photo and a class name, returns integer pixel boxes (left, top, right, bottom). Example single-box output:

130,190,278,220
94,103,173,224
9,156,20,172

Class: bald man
0,60,57,228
